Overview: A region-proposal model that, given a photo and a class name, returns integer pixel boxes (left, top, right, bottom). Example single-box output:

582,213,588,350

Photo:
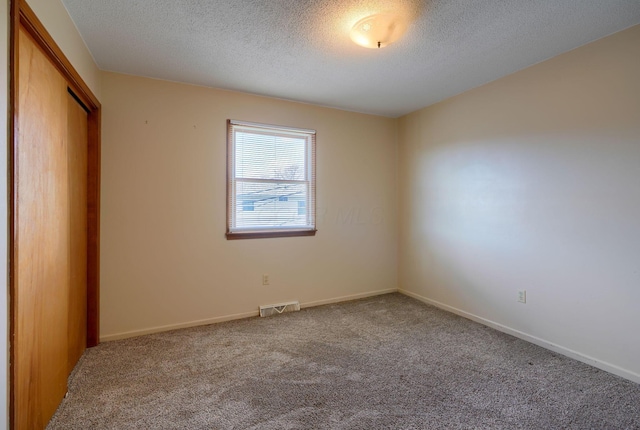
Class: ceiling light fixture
350,14,406,49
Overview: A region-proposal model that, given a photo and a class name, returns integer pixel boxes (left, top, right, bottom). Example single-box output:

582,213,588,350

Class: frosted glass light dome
350,14,406,49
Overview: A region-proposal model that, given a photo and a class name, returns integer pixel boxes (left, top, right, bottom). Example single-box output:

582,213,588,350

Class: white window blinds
227,120,316,238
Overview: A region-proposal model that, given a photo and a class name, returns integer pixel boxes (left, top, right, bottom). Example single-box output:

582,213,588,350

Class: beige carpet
48,293,640,429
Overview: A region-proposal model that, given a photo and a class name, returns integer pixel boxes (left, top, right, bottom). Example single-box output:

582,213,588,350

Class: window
226,120,316,239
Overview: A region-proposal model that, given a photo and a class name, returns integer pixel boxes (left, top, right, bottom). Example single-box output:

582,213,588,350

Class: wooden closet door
16,27,70,429
67,93,89,374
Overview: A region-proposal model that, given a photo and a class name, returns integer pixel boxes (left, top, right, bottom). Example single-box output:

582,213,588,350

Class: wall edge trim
100,310,260,342
300,288,398,309
398,288,640,384
101,288,399,342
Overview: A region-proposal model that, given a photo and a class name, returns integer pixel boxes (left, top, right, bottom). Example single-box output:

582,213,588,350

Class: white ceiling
61,0,640,118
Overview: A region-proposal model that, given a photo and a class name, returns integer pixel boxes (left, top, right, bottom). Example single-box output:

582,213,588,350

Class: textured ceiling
61,0,640,117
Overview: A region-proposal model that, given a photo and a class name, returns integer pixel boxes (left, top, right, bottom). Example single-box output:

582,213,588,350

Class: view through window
226,120,316,239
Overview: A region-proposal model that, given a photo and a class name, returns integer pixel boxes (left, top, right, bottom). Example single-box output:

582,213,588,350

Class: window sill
226,229,317,240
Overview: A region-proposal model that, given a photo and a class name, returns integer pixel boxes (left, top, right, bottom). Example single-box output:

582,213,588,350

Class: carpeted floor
48,293,640,429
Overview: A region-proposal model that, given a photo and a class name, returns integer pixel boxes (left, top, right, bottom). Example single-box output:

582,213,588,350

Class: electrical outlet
518,290,526,304
262,274,270,286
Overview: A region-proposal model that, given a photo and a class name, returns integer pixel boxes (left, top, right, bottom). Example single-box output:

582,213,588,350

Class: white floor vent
259,301,300,317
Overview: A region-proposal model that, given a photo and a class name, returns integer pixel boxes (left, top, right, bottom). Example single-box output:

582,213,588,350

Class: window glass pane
235,181,309,228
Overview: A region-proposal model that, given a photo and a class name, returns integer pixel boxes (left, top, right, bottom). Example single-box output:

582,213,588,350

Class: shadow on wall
402,128,640,367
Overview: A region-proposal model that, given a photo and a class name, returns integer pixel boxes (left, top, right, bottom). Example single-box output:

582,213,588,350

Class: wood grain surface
16,27,70,429
67,92,88,375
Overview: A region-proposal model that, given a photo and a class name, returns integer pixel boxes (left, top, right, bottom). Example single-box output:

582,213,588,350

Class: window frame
226,119,317,240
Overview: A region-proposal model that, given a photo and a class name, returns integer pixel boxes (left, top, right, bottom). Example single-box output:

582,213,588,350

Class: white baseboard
100,310,259,342
100,288,398,342
399,289,640,384
300,288,398,309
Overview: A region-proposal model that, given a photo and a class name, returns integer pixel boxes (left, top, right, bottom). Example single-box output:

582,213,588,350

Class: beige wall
100,72,398,340
26,0,101,99
398,25,640,382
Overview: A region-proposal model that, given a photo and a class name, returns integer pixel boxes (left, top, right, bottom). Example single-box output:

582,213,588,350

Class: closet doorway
10,1,101,428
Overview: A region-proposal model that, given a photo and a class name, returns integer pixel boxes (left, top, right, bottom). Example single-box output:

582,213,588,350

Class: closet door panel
16,27,70,429
68,93,89,373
